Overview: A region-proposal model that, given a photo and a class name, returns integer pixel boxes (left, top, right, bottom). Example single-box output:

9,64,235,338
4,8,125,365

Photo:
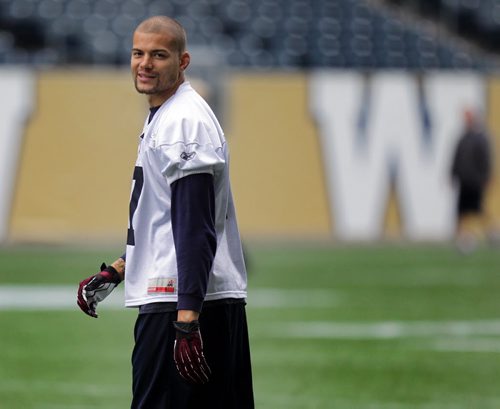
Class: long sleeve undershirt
170,173,217,312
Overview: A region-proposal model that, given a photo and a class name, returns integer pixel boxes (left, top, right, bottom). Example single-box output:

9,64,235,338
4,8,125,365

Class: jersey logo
180,151,196,161
148,277,176,294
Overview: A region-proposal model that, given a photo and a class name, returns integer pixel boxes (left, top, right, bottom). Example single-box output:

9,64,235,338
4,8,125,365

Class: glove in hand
173,320,211,384
77,263,121,318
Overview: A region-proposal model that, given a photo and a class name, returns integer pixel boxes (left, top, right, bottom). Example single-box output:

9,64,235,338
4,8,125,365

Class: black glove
173,320,211,384
77,263,121,318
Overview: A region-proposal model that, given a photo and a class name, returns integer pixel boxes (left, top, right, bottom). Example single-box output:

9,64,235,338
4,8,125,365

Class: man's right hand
77,263,122,318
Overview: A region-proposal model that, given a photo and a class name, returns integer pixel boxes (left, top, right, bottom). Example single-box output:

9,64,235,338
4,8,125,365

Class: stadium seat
0,0,495,68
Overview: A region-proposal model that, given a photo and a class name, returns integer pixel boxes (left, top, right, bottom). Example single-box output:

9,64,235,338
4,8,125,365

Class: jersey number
127,166,144,246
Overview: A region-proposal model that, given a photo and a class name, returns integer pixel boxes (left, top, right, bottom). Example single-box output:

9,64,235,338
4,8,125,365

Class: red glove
77,263,121,318
173,320,211,384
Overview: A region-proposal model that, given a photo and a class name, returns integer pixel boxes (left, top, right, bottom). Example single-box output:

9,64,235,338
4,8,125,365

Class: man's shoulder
159,96,218,134
162,90,209,122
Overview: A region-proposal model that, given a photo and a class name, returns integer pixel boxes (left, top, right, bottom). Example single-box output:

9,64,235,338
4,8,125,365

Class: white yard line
0,378,129,402
0,285,125,310
0,286,340,310
257,394,500,409
254,320,500,340
0,379,126,396
430,337,500,353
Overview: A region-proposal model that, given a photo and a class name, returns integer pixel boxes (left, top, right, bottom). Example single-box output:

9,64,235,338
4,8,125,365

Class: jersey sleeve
156,117,226,185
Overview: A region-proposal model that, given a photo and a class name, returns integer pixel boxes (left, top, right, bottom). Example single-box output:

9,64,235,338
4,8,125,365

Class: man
451,108,493,253
77,16,254,409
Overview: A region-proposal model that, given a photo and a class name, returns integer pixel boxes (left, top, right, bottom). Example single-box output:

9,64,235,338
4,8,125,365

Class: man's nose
140,55,153,69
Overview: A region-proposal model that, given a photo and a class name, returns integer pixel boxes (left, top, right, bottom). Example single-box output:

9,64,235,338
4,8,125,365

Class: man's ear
180,52,190,71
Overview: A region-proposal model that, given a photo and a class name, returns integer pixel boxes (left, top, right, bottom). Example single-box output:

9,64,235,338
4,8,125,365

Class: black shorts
458,185,484,216
131,300,254,409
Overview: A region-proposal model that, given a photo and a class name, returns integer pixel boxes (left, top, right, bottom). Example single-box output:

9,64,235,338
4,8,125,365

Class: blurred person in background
77,15,253,409
450,108,493,253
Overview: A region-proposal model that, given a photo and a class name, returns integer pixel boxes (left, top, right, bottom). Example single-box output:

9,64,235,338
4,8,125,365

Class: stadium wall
1,68,499,244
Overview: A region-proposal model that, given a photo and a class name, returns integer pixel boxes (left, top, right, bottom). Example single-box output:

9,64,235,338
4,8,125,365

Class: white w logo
310,71,484,240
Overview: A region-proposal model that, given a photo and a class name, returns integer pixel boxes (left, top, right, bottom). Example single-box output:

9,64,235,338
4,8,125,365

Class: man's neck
147,77,185,107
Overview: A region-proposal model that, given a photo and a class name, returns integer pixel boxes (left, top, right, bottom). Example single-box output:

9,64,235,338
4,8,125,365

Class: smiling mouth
137,73,156,82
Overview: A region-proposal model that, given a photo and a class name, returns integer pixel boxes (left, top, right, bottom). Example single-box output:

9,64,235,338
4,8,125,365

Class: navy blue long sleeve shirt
171,173,217,312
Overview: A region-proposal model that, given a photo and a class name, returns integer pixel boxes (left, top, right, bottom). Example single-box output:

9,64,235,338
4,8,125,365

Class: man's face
131,30,189,106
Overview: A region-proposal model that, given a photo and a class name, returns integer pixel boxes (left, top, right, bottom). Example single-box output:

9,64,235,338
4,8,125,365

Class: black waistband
138,298,246,315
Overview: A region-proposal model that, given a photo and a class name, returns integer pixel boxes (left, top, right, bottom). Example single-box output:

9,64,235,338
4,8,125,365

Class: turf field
0,243,500,409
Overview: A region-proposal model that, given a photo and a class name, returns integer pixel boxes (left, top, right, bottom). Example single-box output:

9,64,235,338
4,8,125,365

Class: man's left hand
173,320,211,384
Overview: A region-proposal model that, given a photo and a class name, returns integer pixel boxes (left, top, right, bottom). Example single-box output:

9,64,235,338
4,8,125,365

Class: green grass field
1,243,500,409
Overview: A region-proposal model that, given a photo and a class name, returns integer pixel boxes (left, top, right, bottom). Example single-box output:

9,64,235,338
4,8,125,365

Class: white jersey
124,82,247,307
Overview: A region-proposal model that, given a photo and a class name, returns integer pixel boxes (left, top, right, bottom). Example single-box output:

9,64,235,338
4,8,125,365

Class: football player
77,15,254,409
